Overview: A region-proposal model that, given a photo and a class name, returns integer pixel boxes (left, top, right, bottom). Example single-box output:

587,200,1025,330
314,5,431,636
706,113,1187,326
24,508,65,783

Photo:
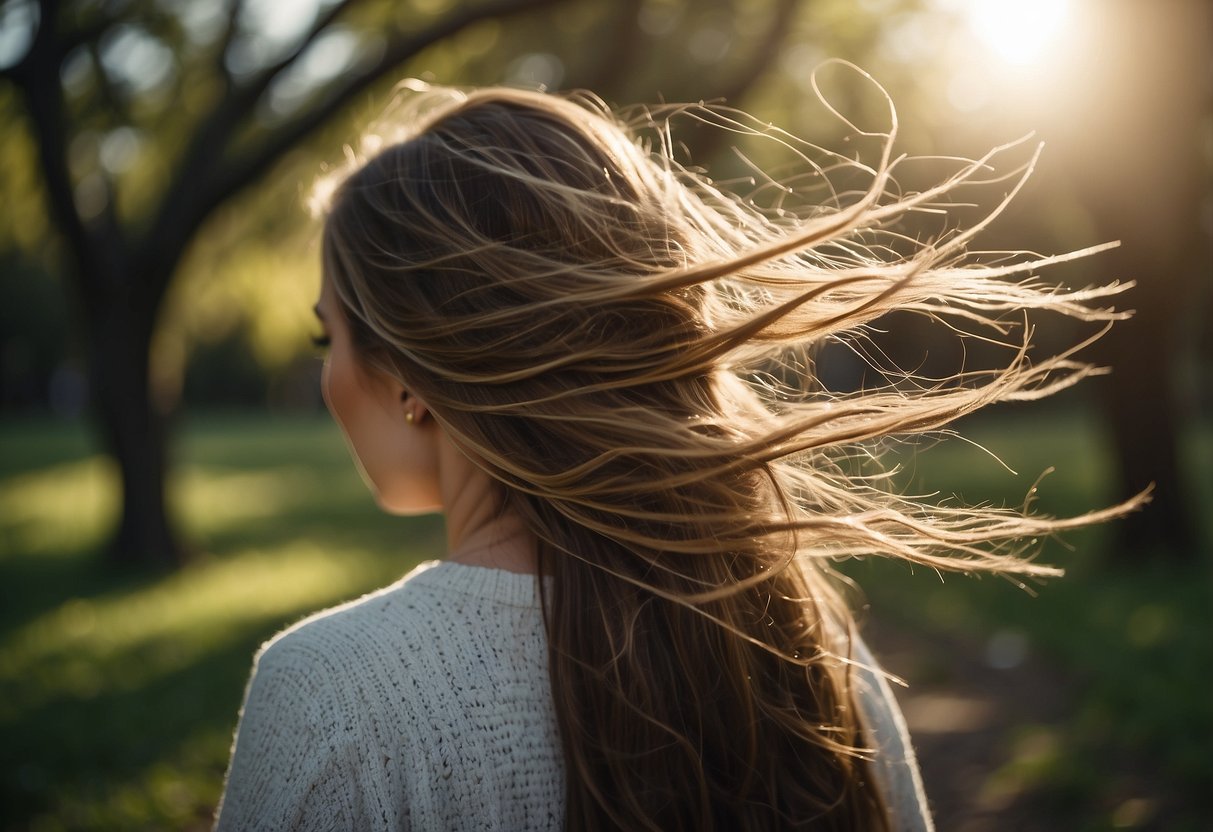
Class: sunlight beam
964,0,1072,67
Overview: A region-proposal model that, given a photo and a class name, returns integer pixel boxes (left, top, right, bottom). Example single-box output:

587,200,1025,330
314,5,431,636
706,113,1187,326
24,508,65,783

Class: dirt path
864,616,1191,830
863,618,1078,830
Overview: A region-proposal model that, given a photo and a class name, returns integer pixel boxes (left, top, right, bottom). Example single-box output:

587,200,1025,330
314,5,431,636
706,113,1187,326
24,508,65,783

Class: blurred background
0,0,1209,829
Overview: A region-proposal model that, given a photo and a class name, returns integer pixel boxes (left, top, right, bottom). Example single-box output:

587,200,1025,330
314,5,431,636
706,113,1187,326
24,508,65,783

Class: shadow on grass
3,626,264,829
1,408,1209,831
0,547,166,638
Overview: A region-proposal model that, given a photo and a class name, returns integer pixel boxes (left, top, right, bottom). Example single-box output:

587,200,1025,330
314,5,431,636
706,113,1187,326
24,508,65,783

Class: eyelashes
311,333,332,349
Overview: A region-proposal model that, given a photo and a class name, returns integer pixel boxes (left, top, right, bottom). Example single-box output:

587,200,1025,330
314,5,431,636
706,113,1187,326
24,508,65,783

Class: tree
0,0,799,568
1052,0,1209,555
0,0,576,568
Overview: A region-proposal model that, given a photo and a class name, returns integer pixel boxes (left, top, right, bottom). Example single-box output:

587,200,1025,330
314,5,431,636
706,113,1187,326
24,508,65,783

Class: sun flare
963,0,1073,67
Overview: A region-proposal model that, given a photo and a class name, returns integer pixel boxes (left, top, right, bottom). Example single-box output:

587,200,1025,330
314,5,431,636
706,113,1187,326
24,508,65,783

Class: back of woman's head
322,86,689,380
320,88,750,536
315,79,1138,830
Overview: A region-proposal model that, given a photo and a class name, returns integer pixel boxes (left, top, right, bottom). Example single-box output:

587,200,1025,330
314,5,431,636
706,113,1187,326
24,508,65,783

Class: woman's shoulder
251,559,545,686
248,561,446,681
216,563,460,829
258,562,439,654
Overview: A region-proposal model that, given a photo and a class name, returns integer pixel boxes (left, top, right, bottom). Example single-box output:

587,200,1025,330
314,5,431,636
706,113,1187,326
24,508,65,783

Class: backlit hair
312,69,1141,830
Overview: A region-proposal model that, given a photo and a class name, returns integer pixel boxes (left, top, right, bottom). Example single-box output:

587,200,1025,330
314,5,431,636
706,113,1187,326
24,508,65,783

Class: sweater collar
406,559,544,607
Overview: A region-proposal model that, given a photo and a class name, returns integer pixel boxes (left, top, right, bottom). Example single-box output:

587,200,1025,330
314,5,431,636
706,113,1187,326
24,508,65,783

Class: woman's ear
400,389,430,425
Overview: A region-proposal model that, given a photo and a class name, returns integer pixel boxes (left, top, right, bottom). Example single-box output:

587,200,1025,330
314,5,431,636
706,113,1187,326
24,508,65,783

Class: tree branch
15,0,97,299
684,0,802,161
214,0,243,81
141,0,365,290
159,0,361,224
140,0,569,303
232,0,362,113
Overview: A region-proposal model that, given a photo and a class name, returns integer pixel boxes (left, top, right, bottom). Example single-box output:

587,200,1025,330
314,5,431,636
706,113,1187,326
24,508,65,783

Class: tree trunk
85,278,184,569
1098,250,1200,555
1056,0,1209,557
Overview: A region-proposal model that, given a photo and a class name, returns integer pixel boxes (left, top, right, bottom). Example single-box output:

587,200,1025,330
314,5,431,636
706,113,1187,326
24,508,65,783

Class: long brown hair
313,76,1141,830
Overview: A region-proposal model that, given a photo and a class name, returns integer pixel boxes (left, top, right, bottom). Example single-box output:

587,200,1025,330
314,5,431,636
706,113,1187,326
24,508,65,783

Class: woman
215,76,1135,830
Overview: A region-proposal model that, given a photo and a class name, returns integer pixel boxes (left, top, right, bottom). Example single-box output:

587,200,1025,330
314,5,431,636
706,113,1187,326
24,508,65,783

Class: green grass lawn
0,409,1209,831
1,414,444,831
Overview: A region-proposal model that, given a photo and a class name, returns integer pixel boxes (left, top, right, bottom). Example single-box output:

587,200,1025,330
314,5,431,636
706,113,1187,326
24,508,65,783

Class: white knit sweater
215,560,932,831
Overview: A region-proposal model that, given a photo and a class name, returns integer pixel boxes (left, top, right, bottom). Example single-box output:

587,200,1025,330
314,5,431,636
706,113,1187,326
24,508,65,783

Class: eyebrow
313,304,326,321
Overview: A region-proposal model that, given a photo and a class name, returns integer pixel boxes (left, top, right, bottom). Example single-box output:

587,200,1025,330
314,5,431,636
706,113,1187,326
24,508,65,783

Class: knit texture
215,560,932,831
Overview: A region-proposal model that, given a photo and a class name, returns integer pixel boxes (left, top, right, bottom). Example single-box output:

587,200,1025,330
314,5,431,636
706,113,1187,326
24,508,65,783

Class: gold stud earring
405,411,415,425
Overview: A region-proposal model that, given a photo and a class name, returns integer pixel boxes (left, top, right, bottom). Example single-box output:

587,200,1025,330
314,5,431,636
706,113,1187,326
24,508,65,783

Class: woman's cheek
320,358,334,414
324,350,363,433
